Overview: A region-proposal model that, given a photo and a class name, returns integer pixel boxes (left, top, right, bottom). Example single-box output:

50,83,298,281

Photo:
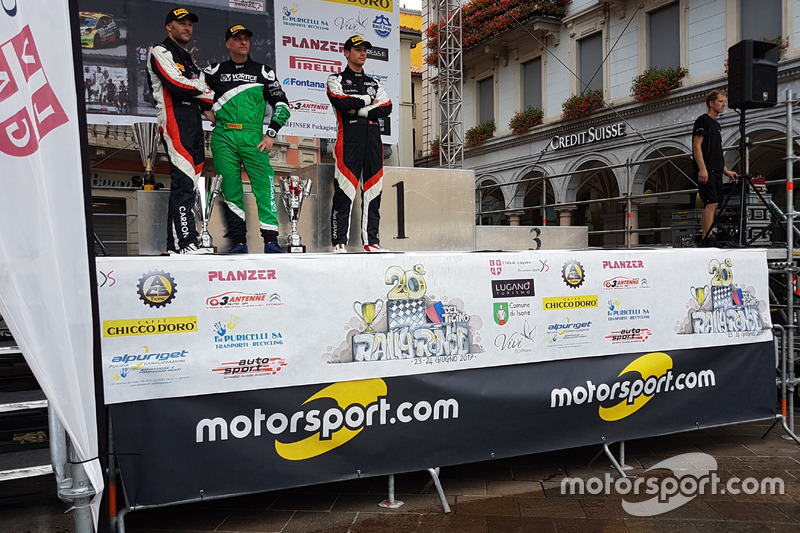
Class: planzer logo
489,259,502,276
212,315,284,349
550,352,716,421
602,259,644,269
211,356,288,377
208,269,276,282
493,302,509,325
607,296,651,321
195,379,459,461
605,327,652,343
491,279,534,298
562,260,585,289
137,270,177,308
206,291,283,310
603,276,649,290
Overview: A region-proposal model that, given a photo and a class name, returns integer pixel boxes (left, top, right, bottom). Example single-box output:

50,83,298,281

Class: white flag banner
0,0,103,527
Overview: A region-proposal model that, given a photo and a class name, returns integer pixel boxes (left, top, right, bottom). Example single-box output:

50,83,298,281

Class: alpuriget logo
561,452,784,516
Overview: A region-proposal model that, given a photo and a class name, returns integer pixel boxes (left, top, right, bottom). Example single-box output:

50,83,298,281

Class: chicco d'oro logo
562,260,585,289
137,270,177,308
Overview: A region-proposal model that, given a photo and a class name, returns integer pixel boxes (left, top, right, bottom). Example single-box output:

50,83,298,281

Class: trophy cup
132,122,160,190
354,299,383,333
195,175,222,251
280,175,312,253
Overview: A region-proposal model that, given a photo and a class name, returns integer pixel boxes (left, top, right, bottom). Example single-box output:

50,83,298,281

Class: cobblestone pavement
3,419,800,532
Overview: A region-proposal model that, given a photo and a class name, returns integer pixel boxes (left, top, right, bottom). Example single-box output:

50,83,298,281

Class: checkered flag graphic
387,299,427,331
712,285,733,310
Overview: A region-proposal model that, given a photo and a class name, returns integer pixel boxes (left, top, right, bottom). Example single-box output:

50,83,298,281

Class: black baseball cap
226,25,253,40
165,7,199,25
344,36,372,50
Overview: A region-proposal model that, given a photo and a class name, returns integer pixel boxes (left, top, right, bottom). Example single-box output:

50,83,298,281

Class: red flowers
630,66,688,102
465,120,496,147
509,107,543,134
426,0,569,65
562,90,603,120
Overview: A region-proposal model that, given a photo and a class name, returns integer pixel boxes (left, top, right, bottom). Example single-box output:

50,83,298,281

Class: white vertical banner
0,0,103,526
275,0,400,144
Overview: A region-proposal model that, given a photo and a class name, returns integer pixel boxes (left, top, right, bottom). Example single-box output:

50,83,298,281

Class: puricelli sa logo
137,270,177,308
562,260,585,289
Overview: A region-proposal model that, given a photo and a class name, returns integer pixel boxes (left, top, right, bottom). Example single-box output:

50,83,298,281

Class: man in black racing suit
147,7,214,254
326,35,392,253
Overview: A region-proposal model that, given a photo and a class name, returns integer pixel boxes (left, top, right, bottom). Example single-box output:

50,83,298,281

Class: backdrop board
77,0,401,143
98,248,776,506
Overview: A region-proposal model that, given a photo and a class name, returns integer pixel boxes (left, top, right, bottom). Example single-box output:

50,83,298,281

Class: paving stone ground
3,419,800,532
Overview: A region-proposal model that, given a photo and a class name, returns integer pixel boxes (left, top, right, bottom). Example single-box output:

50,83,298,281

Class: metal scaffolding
435,0,464,169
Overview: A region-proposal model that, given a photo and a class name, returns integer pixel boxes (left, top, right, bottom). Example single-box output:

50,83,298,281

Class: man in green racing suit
204,24,291,253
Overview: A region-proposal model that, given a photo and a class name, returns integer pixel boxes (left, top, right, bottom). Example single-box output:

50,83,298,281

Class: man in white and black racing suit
147,7,214,254
326,35,392,253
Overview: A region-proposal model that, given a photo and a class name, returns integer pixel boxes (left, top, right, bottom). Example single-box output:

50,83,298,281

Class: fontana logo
195,379,459,460
550,352,716,421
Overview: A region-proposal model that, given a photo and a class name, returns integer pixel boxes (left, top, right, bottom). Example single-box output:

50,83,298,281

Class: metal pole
626,158,632,249
738,109,747,246
786,90,796,433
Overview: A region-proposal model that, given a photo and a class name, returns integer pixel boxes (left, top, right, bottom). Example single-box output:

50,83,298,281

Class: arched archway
567,160,622,247
514,169,556,226
476,176,507,225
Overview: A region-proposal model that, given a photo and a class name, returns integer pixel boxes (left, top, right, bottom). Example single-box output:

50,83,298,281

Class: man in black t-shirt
692,89,738,246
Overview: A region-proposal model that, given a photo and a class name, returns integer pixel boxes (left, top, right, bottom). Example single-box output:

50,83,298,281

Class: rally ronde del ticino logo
562,260,585,289
137,270,177,308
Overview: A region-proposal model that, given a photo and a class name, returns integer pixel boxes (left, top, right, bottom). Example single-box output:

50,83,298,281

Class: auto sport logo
0,25,69,157
211,356,288,377
605,327,652,343
550,352,716,421
288,99,330,114
195,379,459,462
206,291,283,309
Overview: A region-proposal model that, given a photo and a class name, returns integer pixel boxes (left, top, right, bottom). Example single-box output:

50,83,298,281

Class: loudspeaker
727,39,778,109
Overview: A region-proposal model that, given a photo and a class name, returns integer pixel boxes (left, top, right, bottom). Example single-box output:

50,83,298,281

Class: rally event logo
108,345,189,383
325,264,479,363
206,291,282,310
547,318,592,348
679,258,768,335
195,379,460,462
550,352,716,421
137,270,177,308
603,276,649,290
0,25,69,157
562,260,585,289
607,296,650,321
212,315,284,350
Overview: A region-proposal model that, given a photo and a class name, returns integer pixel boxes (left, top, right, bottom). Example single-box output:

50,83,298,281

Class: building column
626,203,640,247
506,211,524,226
555,205,576,226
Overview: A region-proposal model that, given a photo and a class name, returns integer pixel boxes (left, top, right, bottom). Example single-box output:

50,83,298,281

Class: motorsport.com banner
111,342,774,506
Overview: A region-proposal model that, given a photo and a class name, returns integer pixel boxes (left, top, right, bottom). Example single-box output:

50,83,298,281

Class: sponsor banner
275,0,400,142
97,249,773,404
111,342,775,506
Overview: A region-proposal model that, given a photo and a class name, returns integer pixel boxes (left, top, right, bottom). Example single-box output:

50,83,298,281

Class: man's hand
725,169,739,181
203,110,215,126
698,168,708,184
258,135,274,153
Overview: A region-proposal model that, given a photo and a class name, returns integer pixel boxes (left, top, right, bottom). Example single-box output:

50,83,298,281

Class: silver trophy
280,175,312,253
195,175,222,250
132,122,160,190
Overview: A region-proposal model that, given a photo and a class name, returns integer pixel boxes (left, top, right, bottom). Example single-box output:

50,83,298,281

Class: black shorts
698,170,724,206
